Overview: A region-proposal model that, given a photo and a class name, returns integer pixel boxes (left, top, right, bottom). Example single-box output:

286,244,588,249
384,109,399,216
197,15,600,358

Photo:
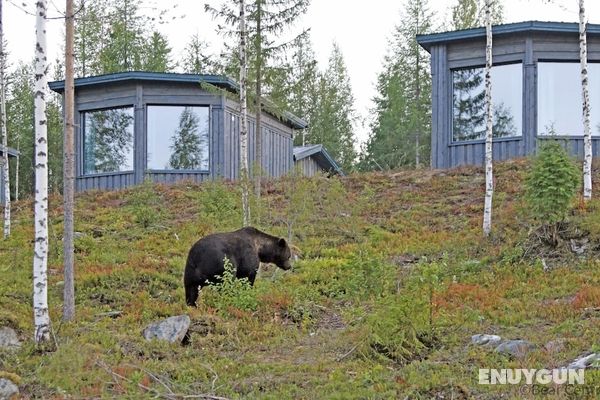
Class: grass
1,158,600,399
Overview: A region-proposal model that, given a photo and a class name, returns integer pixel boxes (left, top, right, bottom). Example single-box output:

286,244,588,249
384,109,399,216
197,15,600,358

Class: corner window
147,106,210,171
452,63,523,142
538,62,600,136
83,107,134,175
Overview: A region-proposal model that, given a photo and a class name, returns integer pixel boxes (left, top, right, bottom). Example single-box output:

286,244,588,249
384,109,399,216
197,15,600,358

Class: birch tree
482,0,493,236
239,0,250,226
63,0,75,322
579,0,592,201
0,0,10,238
33,0,51,343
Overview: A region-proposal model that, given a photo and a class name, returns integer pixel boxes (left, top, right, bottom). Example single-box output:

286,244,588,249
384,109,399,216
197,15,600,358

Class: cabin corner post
524,37,536,156
134,84,145,185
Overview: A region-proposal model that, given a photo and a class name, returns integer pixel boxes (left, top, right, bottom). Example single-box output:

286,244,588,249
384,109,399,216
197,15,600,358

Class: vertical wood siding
295,157,321,177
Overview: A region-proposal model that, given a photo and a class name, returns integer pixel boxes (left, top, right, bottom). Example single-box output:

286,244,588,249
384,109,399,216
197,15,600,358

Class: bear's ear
278,238,287,247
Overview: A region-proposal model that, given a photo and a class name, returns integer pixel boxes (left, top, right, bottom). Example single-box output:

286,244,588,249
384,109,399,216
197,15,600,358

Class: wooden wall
73,81,294,191
295,156,321,177
430,32,600,169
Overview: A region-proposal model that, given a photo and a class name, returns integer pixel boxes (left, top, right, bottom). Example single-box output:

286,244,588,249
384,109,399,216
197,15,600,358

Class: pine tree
360,0,432,170
182,33,214,74
287,34,318,146
308,43,356,171
169,108,203,169
6,63,34,197
451,0,503,29
143,31,173,72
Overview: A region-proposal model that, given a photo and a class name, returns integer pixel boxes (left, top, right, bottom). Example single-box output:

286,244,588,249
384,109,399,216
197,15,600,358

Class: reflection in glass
452,63,522,141
83,107,134,174
147,106,210,170
538,62,600,136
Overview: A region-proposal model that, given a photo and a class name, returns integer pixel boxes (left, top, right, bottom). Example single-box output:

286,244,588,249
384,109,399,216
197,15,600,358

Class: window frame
450,61,524,145
145,103,212,173
80,105,136,177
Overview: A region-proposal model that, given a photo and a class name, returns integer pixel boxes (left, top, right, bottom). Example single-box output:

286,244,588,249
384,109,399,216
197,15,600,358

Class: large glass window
538,62,600,136
83,107,134,175
147,106,210,171
452,63,523,141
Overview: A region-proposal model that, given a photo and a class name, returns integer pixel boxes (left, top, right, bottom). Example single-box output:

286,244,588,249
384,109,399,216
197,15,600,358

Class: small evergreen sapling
525,142,579,227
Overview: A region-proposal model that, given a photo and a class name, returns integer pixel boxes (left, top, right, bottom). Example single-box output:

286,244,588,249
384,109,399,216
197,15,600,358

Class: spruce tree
360,0,433,170
308,43,356,171
182,33,215,74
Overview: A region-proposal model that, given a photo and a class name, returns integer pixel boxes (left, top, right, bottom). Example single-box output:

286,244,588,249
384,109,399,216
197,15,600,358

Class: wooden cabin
293,145,344,177
417,21,600,169
49,72,307,191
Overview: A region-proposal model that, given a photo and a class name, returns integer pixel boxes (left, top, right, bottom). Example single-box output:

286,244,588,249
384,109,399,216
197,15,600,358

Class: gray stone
495,340,535,358
0,378,19,400
0,328,21,349
143,315,190,344
564,353,600,370
545,339,566,354
471,334,502,346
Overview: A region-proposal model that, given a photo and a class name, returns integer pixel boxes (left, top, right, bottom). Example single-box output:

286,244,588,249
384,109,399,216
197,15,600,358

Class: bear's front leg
185,284,199,307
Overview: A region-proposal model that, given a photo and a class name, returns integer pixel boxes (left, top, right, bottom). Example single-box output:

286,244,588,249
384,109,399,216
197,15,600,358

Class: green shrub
202,257,258,315
127,179,164,228
525,142,579,224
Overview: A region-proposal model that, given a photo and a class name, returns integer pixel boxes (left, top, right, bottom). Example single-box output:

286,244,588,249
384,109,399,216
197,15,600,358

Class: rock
0,328,21,349
142,315,190,344
495,340,535,358
0,378,19,400
564,353,600,370
570,238,589,255
545,339,566,354
471,334,502,346
73,231,85,239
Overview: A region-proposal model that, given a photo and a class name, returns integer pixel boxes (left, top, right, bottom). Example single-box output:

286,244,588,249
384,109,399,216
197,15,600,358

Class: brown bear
184,226,292,306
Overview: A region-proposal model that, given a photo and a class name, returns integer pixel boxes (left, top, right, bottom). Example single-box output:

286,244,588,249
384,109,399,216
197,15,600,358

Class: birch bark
239,0,250,226
1,0,10,238
579,0,592,201
33,0,51,343
482,0,494,237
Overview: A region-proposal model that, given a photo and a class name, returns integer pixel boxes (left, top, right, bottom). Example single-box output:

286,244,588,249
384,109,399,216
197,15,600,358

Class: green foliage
202,257,259,315
74,0,174,76
127,179,164,228
195,180,240,229
307,43,357,172
525,142,579,224
359,0,433,171
451,0,504,30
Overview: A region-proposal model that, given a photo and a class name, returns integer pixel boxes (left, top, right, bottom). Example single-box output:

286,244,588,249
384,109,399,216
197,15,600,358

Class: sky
4,0,600,145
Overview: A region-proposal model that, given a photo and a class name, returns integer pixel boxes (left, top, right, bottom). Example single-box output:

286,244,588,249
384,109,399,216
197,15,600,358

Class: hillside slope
1,160,600,399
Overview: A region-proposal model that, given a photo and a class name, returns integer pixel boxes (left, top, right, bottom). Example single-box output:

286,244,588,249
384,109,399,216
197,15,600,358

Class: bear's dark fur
184,227,292,306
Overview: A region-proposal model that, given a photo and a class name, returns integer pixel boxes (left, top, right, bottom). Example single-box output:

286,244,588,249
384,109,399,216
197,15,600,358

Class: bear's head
274,238,292,270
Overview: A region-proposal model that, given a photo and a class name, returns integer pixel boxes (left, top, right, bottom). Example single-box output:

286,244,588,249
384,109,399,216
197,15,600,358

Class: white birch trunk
579,0,592,201
14,139,18,201
63,0,75,321
482,0,494,237
33,0,51,343
239,0,250,226
1,0,10,238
